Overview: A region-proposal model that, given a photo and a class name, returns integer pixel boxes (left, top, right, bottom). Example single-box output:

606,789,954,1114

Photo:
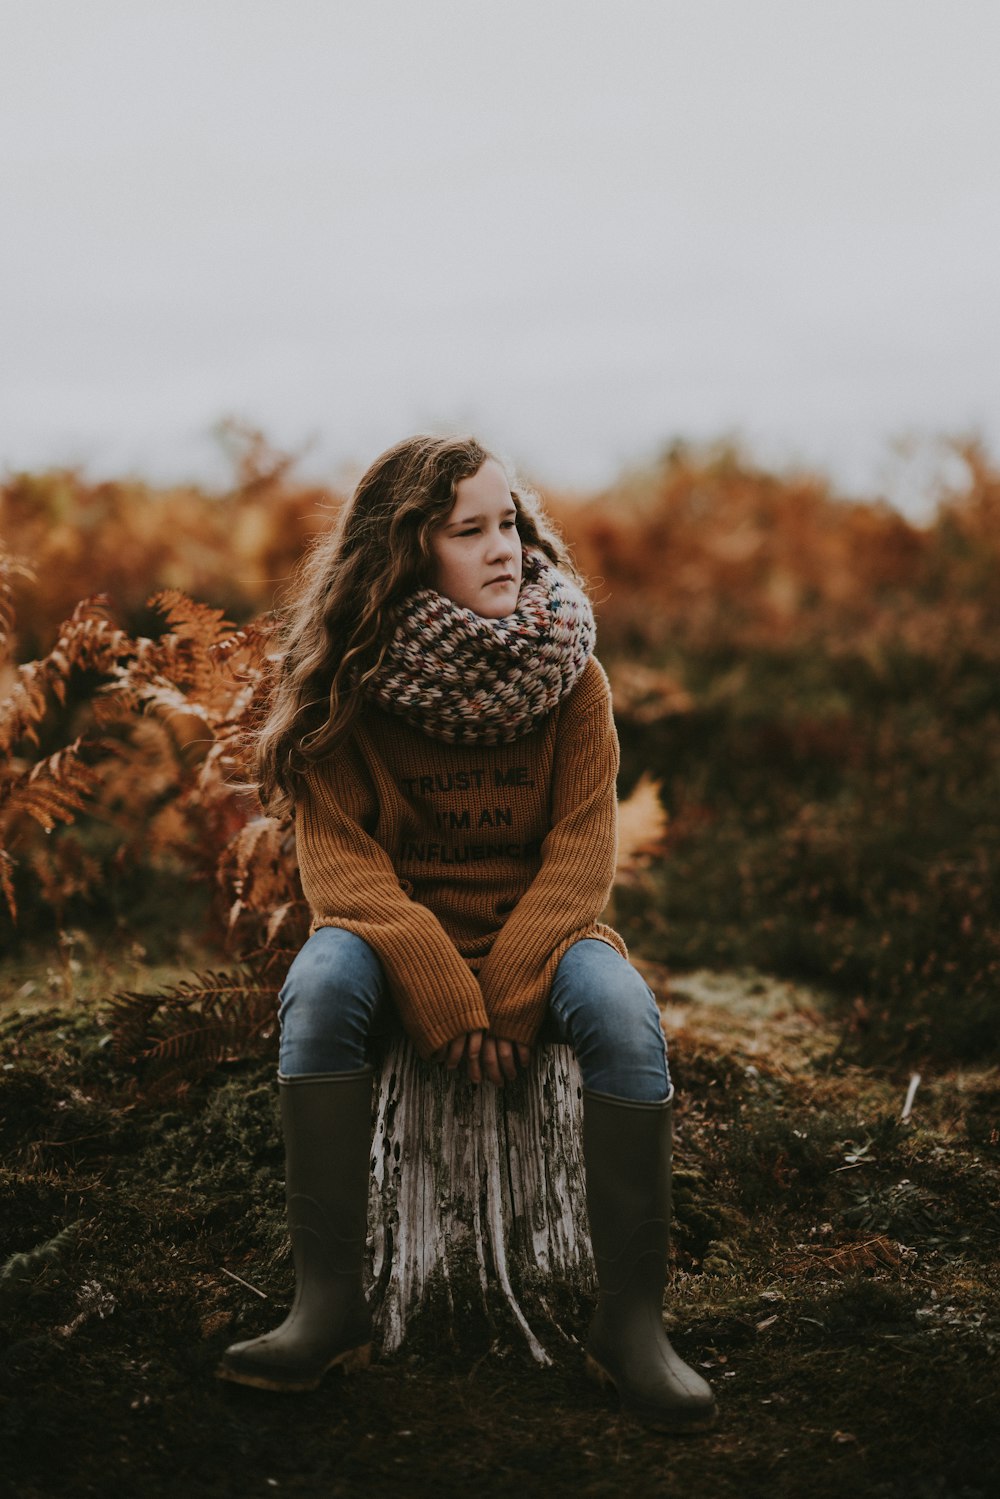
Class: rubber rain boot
582,1088,717,1432
217,1068,374,1392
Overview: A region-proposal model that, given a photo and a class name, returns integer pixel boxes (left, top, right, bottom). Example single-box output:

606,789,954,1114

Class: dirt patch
2,960,998,1498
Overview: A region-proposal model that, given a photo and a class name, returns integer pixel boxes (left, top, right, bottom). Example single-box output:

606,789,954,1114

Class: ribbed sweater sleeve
475,661,625,1046
295,746,490,1060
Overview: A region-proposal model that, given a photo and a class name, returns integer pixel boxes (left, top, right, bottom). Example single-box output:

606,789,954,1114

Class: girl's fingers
466,1029,483,1084
496,1039,517,1081
444,1033,527,1085
481,1037,504,1087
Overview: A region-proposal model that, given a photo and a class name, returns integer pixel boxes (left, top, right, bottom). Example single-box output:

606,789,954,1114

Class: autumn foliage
2,434,998,1066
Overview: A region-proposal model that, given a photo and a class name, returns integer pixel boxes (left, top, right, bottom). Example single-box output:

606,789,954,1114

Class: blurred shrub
548,437,1000,661
0,426,336,657
2,434,998,1063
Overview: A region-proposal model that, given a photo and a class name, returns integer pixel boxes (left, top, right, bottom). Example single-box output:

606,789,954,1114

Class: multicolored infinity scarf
362,552,596,744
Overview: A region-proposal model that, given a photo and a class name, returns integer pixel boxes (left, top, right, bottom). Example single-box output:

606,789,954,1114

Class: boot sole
215,1340,373,1393
585,1352,718,1433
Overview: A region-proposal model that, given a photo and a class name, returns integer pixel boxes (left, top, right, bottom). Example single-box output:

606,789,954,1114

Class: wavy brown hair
254,434,579,815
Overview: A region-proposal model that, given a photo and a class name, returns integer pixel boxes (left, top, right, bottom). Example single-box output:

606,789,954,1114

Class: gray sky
1,0,997,515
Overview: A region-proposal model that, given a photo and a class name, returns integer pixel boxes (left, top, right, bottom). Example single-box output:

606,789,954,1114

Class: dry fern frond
142,592,238,698
239,944,301,977
107,991,160,1066
0,574,116,919
108,967,278,1073
0,740,101,833
0,577,273,939
3,579,301,949
102,595,263,737
0,740,106,921
123,680,215,730
782,1235,904,1278
223,816,295,904
142,1014,273,1070
211,614,277,672
264,901,309,947
215,814,305,951
616,772,669,884
147,590,235,644
51,595,132,676
0,595,132,752
0,663,49,751
0,552,35,662
0,848,17,922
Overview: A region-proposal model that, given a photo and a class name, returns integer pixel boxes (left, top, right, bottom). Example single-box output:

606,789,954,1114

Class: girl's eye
454,519,516,537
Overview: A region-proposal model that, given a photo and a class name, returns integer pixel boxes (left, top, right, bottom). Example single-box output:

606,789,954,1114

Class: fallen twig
901,1072,921,1122
220,1267,268,1300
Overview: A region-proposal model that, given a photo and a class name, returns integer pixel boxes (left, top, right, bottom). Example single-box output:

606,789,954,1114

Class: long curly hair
254,434,579,815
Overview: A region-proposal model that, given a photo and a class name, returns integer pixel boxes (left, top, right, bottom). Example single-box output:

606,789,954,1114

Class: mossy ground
2,948,998,1499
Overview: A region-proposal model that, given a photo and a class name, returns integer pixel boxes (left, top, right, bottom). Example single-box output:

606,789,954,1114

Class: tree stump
366,1038,596,1365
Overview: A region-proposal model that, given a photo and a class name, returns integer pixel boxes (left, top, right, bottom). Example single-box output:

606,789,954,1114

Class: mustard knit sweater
295,656,627,1059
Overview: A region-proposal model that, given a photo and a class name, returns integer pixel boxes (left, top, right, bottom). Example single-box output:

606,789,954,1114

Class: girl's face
428,459,523,618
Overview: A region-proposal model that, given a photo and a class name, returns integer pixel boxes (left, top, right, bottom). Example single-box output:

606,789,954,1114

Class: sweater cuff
412,1002,492,1060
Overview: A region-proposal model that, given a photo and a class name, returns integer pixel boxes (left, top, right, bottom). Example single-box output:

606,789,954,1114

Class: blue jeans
277,928,671,1103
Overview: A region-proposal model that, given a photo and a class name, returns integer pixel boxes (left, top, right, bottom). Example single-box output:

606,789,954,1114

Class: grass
2,948,998,1498
613,644,1000,1062
3,446,1000,1492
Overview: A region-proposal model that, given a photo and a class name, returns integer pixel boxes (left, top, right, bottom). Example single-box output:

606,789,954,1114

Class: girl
217,435,716,1432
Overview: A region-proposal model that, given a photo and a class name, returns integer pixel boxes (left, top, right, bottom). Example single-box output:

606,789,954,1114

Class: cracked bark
366,1040,595,1364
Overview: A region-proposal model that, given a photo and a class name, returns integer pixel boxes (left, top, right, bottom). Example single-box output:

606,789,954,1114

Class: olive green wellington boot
217,1069,374,1392
582,1088,717,1432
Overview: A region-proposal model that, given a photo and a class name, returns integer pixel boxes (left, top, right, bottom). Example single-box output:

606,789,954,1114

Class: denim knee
277,927,386,1076
548,939,671,1103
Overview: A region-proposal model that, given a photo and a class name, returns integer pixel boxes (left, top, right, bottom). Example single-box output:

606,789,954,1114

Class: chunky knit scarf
362,552,596,744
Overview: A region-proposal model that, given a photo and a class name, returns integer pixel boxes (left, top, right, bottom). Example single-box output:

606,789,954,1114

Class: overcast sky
1,0,997,515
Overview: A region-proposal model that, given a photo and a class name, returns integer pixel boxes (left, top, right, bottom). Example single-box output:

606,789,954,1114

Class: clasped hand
431,1029,531,1085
